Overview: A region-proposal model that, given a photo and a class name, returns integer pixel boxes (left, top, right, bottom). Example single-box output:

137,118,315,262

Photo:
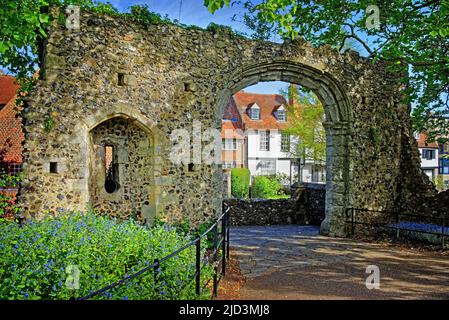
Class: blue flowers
1,212,212,300
388,221,449,244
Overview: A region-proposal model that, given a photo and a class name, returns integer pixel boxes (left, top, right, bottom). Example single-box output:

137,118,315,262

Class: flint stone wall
18,10,437,236
224,183,325,226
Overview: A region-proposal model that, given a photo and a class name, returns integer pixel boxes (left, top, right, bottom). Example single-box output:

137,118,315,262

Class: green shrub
0,171,22,188
0,212,214,300
231,168,250,199
252,175,283,199
155,216,216,250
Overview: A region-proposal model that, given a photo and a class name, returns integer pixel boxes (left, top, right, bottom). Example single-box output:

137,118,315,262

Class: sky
103,0,246,29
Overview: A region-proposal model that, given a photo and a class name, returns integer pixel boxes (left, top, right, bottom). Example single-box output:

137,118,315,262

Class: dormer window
276,105,286,121
249,104,260,120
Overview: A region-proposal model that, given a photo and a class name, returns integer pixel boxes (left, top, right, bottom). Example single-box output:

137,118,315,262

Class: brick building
0,75,23,176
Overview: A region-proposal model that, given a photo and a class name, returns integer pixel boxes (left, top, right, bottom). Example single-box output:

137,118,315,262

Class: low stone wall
224,183,326,226
224,198,301,226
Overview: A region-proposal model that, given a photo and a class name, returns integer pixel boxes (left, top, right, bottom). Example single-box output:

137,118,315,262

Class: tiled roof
0,75,20,105
221,121,245,139
417,132,438,149
0,75,24,163
233,91,287,130
222,95,245,138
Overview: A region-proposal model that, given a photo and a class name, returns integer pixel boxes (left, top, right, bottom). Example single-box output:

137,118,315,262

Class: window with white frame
223,161,237,169
259,160,275,174
276,107,286,121
281,131,290,152
422,149,435,160
222,138,237,150
259,130,270,151
249,105,260,120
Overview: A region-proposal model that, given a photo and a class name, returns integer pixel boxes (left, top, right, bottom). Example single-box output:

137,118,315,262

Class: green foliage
0,172,22,219
154,216,216,250
43,116,55,132
0,193,19,219
206,0,449,140
283,85,326,163
126,4,172,28
252,175,283,199
231,168,250,199
204,0,231,13
0,212,214,300
1,1,112,78
433,175,446,191
0,171,22,188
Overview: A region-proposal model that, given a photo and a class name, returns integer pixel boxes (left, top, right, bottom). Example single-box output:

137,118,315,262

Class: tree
206,0,449,141
0,0,118,90
282,85,326,164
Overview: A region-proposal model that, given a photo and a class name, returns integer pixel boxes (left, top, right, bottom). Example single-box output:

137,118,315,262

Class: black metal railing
78,203,231,300
345,207,448,248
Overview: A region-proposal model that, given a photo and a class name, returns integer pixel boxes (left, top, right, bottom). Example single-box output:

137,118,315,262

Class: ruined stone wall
18,10,435,235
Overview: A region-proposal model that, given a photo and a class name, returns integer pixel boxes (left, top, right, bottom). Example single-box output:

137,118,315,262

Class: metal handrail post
351,208,355,236
195,238,201,296
226,209,230,259
213,224,218,297
396,212,400,239
153,259,160,297
442,216,446,249
222,213,227,277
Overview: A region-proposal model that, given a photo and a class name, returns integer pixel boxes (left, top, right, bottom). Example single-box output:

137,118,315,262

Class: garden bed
0,212,213,300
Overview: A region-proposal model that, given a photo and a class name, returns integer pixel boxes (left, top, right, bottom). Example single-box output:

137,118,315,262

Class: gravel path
229,225,449,300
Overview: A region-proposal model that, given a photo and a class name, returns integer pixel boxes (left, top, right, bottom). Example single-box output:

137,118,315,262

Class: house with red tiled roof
0,74,23,176
221,90,327,184
221,95,246,169
232,91,296,178
414,131,440,181
221,91,294,184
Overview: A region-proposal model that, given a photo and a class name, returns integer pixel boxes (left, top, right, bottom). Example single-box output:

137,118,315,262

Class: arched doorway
218,61,352,236
88,116,155,223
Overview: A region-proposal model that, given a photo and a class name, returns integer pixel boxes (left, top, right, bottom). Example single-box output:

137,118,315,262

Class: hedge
231,168,250,199
252,176,283,199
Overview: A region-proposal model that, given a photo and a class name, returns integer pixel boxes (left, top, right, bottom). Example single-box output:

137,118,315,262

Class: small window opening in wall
184,83,191,92
118,73,125,86
104,145,120,193
49,162,58,174
188,163,195,172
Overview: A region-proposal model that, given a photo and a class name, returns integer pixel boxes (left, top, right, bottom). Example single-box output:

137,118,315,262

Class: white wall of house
246,129,324,183
247,129,297,158
301,162,326,183
419,148,439,168
418,147,438,181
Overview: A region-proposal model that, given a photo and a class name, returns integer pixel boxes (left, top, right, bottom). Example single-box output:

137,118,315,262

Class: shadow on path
229,225,449,300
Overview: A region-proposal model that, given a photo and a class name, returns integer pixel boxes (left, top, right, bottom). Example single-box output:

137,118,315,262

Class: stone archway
217,61,352,236
20,10,436,237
